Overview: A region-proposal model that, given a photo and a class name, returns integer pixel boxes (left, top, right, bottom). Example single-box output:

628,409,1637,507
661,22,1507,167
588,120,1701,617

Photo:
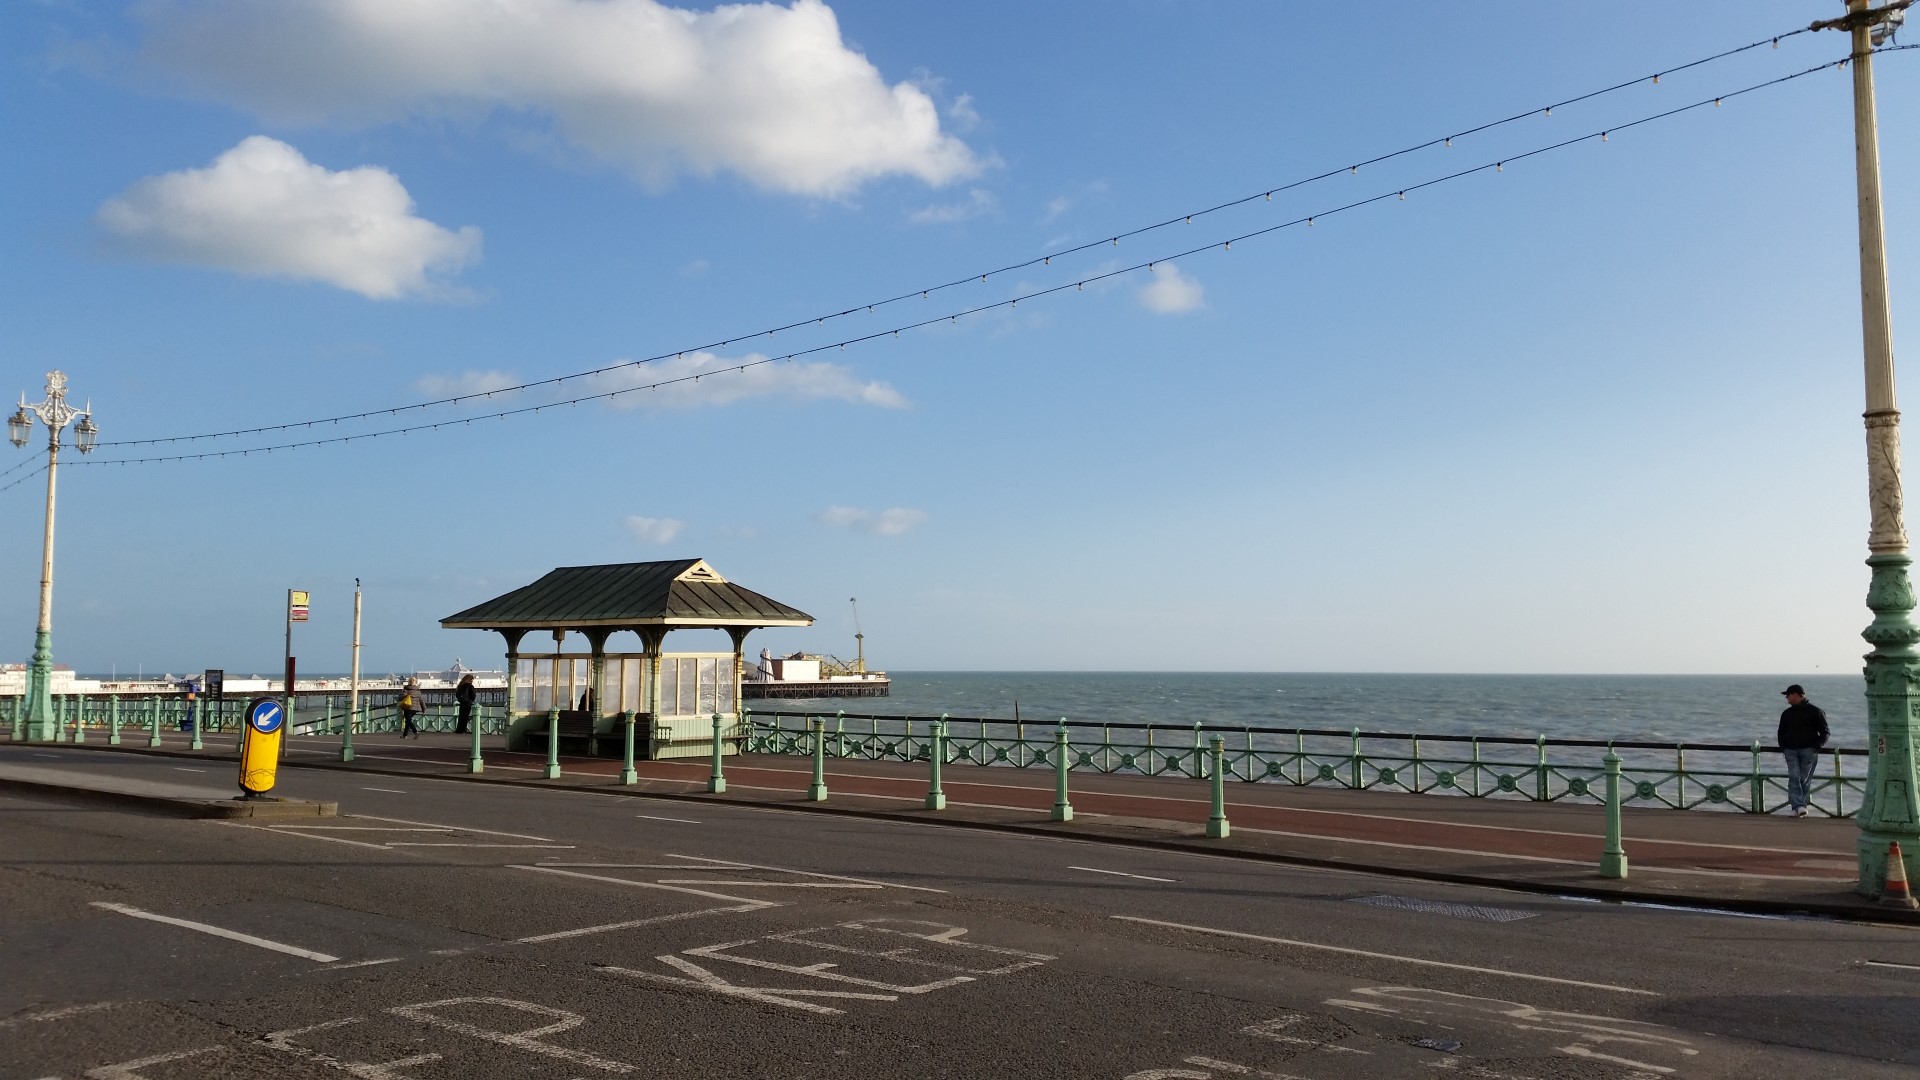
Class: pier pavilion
441,559,812,775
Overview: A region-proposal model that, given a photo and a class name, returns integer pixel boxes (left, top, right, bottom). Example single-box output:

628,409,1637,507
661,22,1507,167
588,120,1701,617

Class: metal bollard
707,713,726,793
1206,735,1230,838
1601,749,1629,879
147,694,162,748
109,696,122,746
544,707,562,780
807,718,828,801
189,696,203,752
1052,720,1074,822
70,696,86,744
469,703,486,775
926,715,947,810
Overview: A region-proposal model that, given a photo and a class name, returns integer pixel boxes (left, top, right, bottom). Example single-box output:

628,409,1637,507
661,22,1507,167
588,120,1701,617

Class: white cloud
95,136,480,299
134,0,980,197
625,515,686,544
590,351,907,410
416,370,520,398
947,92,981,132
1137,263,1205,314
818,506,927,536
908,187,996,225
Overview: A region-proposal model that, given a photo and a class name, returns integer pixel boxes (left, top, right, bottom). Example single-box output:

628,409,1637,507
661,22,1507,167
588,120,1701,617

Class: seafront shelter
441,559,812,776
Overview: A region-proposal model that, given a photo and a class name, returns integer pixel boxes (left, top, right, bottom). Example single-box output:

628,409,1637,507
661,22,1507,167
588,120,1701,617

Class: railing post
1294,730,1304,784
1535,734,1549,802
925,714,947,810
469,702,486,775
1601,748,1629,879
1349,727,1362,789
7,694,19,742
1051,720,1073,822
707,712,726,793
341,701,358,762
69,696,84,744
324,695,334,736
189,695,203,752
544,707,562,780
835,709,845,759
807,717,828,801
1834,746,1846,818
1471,737,1483,796
1409,734,1420,790
109,696,121,745
1206,735,1230,838
146,694,162,748
1190,721,1201,778
1750,739,1764,813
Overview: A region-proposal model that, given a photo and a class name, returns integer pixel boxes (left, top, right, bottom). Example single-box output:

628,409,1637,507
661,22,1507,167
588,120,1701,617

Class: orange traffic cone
1884,841,1919,910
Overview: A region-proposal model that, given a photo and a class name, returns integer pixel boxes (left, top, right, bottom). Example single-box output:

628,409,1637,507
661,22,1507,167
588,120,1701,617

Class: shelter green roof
440,559,813,631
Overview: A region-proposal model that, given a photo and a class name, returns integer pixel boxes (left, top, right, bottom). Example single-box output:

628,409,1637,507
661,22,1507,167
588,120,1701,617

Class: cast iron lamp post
8,371,98,741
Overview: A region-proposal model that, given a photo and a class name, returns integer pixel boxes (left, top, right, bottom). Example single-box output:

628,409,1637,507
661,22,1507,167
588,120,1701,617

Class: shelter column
497,629,526,756
585,628,611,760
642,627,666,761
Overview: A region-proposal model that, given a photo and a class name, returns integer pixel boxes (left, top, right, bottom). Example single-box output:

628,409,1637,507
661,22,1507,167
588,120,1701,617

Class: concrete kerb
0,774,337,820
30,741,1919,928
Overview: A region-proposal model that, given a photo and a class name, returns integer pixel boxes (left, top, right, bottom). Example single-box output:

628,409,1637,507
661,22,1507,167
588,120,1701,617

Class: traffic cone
1884,841,1919,910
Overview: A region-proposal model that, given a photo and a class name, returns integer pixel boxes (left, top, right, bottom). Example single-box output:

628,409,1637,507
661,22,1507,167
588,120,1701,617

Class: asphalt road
3,745,1918,1079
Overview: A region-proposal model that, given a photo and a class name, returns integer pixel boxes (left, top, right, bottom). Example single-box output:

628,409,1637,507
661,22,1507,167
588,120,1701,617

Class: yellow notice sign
288,590,310,623
237,697,286,795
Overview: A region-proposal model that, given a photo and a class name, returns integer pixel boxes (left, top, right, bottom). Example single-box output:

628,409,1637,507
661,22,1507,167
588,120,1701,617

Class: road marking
1112,916,1656,996
387,843,576,849
509,864,782,907
326,957,401,969
173,767,207,773
270,826,453,832
655,879,883,888
516,905,761,944
1070,865,1176,883
362,787,409,794
636,814,702,824
722,780,1109,817
665,853,949,894
91,902,340,963
212,821,395,850
1865,959,1920,971
0,1001,117,1027
355,814,556,841
31,752,60,758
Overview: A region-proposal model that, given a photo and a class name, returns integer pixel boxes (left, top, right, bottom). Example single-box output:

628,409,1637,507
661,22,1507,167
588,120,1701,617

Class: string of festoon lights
0,463,48,495
60,50,1888,473
88,23,1825,453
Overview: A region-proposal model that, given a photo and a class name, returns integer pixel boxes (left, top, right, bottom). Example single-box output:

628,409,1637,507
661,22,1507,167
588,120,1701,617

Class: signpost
237,696,285,797
285,589,306,745
204,669,223,732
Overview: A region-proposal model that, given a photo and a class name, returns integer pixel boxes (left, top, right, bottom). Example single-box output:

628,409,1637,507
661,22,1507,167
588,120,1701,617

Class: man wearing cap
1777,684,1830,818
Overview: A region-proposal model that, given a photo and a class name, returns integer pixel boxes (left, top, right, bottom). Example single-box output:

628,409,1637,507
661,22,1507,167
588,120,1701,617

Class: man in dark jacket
1778,684,1830,817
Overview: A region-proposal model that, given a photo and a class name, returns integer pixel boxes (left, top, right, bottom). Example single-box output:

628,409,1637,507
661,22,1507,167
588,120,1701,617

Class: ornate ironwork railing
744,710,1869,818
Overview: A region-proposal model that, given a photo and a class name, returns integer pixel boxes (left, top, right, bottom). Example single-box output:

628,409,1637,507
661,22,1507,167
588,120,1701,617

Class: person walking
399,678,422,739
454,673,476,735
1777,684,1830,818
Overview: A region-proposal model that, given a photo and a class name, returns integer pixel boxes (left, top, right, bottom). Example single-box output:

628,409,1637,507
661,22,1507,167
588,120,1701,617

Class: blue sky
1,0,1914,676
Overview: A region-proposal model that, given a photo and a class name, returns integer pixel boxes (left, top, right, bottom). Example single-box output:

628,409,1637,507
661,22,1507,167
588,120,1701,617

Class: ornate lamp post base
1860,553,1920,896
23,622,54,741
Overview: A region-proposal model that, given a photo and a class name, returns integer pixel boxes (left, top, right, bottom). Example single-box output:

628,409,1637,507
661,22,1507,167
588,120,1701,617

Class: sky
1,0,1916,677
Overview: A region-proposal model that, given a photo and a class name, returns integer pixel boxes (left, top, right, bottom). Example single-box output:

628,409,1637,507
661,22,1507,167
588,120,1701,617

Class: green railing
744,710,1869,818
0,694,509,741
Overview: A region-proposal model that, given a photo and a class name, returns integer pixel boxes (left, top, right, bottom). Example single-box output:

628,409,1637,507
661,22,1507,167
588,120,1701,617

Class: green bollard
926,715,947,810
70,696,86,744
1601,749,1629,879
620,710,638,786
147,695,161,748
188,693,203,751
7,694,19,742
1206,735,1230,838
469,702,486,774
324,696,334,736
109,696,122,746
544,707,562,780
807,717,828,801
707,713,726,793
1052,720,1074,822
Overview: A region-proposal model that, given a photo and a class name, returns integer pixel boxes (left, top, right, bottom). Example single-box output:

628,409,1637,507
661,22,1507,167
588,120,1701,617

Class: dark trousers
456,704,473,734
402,709,419,737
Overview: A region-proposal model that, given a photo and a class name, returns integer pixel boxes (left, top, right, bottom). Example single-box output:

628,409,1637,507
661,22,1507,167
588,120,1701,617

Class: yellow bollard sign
238,696,287,796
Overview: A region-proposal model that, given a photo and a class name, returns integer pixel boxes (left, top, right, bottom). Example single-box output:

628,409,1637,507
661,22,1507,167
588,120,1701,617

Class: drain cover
1347,894,1538,922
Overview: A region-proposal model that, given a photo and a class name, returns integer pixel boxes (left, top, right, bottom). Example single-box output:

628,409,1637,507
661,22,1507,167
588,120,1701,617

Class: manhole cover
1347,894,1538,922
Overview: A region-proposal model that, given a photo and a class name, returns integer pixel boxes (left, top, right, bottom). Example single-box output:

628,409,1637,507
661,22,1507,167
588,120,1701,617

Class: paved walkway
18,729,1906,922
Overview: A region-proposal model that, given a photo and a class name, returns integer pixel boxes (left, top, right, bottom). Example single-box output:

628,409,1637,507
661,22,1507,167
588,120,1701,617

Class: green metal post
1051,720,1073,822
70,696,85,744
6,695,18,742
146,694,161,748
544,706,561,780
468,702,485,774
1206,735,1230,838
108,696,121,745
926,715,947,810
323,696,334,735
1601,749,1629,879
1750,739,1764,813
1294,730,1304,784
1349,727,1362,789
341,701,357,762
1471,738,1483,796
807,717,828,800
1536,735,1549,802
188,694,203,751
1835,746,1846,818
707,712,726,793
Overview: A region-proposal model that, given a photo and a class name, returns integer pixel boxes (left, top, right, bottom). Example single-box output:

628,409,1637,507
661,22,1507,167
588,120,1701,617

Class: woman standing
454,673,477,735
399,677,422,739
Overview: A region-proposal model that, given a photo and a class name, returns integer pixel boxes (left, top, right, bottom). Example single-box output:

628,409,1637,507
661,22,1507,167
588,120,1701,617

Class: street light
8,371,98,741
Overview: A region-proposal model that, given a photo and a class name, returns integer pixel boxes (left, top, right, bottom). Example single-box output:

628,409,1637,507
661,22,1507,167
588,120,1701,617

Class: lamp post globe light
9,371,97,741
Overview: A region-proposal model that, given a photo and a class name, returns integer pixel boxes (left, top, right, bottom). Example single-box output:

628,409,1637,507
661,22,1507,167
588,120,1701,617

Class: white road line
654,879,883,889
721,781,1109,817
269,826,452,832
354,814,556,842
509,864,782,907
0,1002,117,1027
636,814,702,824
387,843,576,849
90,902,339,963
212,821,396,850
515,905,761,943
31,752,60,758
362,787,408,794
1112,916,1655,996
326,957,401,970
1864,959,1920,971
664,853,950,894
1069,866,1177,883
173,767,207,773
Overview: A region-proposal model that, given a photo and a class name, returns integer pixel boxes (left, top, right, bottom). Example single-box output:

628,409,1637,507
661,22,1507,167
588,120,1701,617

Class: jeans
1782,747,1820,811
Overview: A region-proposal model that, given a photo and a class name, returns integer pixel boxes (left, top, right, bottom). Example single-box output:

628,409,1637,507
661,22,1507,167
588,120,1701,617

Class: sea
758,672,1868,748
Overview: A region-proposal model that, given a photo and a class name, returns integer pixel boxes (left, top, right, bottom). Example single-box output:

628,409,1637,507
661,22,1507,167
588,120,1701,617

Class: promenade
21,728,1891,922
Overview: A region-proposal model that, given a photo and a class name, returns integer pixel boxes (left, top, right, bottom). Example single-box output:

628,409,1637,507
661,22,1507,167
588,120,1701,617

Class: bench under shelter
441,559,813,761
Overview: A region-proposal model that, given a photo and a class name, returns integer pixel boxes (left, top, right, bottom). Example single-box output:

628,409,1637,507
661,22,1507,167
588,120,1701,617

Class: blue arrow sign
249,699,284,734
